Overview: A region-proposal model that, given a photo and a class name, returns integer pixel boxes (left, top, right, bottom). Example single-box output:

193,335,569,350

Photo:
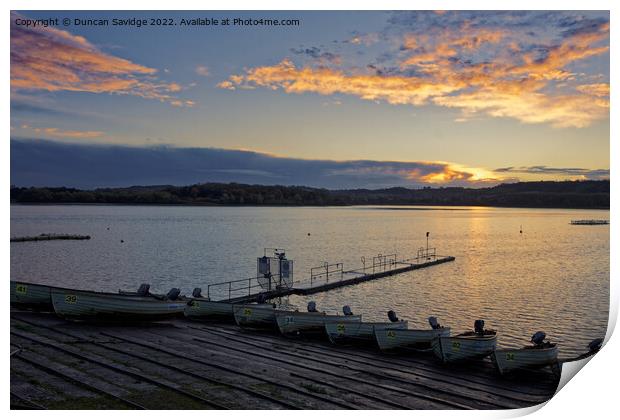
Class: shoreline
9,202,611,211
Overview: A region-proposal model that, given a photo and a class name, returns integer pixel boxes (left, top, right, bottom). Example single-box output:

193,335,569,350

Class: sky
10,10,610,189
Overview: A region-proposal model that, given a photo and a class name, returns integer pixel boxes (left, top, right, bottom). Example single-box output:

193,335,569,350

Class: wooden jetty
226,256,455,303
11,233,91,243
10,311,559,410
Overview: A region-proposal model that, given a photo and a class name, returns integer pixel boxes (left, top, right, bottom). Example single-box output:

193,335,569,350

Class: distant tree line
10,180,610,209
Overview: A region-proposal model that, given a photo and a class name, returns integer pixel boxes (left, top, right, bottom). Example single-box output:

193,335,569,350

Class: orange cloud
219,59,464,106
10,14,191,106
576,83,610,97
508,24,609,81
220,20,609,128
22,125,104,138
433,85,609,128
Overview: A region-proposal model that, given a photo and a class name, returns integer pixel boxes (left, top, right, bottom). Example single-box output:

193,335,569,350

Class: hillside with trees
10,180,610,209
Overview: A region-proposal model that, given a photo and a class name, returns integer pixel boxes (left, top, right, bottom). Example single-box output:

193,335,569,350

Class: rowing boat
275,303,362,335
325,309,408,344
233,303,278,328
186,295,274,321
51,288,187,322
375,316,450,352
492,332,559,375
183,287,236,320
432,320,497,363
493,346,558,375
10,281,55,311
375,324,450,352
185,299,236,319
326,320,408,344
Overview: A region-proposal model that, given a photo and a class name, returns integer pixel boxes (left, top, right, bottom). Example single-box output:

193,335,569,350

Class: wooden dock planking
107,329,429,409
11,318,290,410
98,330,369,409
194,324,557,394
11,324,228,409
11,315,354,410
185,327,520,409
10,312,558,410
187,326,540,408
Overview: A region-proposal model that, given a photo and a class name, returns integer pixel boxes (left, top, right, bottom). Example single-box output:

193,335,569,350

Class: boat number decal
387,330,396,338
65,295,77,304
506,353,515,361
285,316,293,324
191,301,200,308
452,341,461,351
244,308,252,316
15,284,28,294
336,323,345,333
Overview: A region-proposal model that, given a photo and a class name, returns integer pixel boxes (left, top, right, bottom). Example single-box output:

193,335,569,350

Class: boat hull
51,289,186,322
276,311,362,335
492,346,559,375
184,299,235,320
10,281,54,311
375,327,451,352
325,321,408,344
432,334,497,363
233,304,277,329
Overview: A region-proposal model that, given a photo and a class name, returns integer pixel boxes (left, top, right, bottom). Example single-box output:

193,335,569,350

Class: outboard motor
136,283,150,296
474,319,485,335
166,288,181,301
387,310,399,322
531,331,546,346
588,338,603,353
307,301,318,312
192,288,203,298
343,305,353,316
428,316,441,330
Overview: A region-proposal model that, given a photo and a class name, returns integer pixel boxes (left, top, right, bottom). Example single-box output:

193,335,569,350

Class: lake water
10,204,609,358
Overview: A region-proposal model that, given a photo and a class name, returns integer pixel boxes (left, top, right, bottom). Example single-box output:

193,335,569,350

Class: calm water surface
10,204,609,358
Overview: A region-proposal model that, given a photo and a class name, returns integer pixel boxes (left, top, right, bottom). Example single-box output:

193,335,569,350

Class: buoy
120,239,124,243
307,233,311,236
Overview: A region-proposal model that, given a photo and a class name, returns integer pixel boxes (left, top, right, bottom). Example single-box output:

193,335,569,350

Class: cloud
346,32,380,46
495,165,609,180
19,124,104,139
219,11,609,128
10,13,191,106
195,65,210,77
219,59,463,106
11,139,514,189
290,46,342,65
576,83,610,97
433,85,609,128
